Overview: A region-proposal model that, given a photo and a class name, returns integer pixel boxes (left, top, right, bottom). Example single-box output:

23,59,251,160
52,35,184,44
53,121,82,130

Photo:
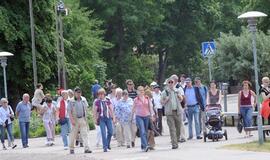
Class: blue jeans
99,116,113,150
187,105,200,138
136,115,150,149
19,122,30,146
0,123,14,143
60,118,70,147
240,107,253,127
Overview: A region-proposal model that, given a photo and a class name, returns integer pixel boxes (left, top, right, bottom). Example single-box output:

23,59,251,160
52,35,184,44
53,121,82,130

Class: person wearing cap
152,84,163,135
184,78,203,140
57,90,70,150
194,77,208,134
161,78,183,149
170,74,186,143
68,87,92,154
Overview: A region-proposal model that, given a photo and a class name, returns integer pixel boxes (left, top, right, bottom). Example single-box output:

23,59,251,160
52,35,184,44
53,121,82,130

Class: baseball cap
185,78,192,82
74,87,82,92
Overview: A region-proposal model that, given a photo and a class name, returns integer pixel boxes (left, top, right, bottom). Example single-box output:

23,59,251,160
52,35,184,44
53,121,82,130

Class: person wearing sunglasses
0,98,17,150
126,79,137,99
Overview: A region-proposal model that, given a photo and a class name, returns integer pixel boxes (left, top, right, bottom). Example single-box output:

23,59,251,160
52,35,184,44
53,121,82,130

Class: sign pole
208,55,212,81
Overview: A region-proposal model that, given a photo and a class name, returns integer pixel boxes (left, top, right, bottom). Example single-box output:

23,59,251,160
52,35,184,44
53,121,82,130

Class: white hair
115,88,123,94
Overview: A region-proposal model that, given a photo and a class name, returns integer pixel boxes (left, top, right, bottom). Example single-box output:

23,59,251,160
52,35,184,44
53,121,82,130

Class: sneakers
196,136,202,140
64,146,68,150
178,139,186,143
70,150,74,154
172,145,178,149
144,146,149,152
107,146,111,150
84,150,92,154
2,144,7,150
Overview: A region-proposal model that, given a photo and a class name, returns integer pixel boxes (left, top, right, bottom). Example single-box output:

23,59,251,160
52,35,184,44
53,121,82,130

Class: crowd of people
0,75,269,154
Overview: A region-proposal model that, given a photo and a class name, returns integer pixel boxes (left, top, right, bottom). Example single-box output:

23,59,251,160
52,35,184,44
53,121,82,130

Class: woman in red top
238,81,256,137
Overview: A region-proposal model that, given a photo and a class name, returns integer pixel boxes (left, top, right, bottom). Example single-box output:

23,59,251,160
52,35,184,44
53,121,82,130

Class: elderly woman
0,98,17,150
41,97,57,146
94,88,115,152
238,81,256,137
57,90,70,150
114,89,134,148
114,88,125,147
132,86,154,152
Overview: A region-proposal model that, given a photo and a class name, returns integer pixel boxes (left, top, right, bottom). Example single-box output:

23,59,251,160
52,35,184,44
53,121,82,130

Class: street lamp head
238,11,267,19
0,51,14,57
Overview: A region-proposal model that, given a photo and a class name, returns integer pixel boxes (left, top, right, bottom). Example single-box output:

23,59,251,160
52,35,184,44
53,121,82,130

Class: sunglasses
168,81,174,84
2,102,7,104
127,83,133,85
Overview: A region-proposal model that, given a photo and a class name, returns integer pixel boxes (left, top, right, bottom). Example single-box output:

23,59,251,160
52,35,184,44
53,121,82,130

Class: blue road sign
201,41,216,57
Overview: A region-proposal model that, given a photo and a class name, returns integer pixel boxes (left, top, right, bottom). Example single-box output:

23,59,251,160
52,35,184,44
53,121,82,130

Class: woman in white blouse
0,98,17,150
40,97,57,146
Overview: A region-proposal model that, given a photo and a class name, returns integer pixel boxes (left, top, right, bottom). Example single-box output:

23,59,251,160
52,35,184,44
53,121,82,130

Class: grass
224,140,270,152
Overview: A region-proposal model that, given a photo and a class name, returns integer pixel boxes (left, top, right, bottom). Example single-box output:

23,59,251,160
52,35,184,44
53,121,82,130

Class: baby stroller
203,104,228,142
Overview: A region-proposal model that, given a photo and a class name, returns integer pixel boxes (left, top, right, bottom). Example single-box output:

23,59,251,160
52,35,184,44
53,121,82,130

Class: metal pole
249,18,264,145
59,15,66,89
3,64,7,98
29,0,38,88
55,2,61,88
208,56,212,81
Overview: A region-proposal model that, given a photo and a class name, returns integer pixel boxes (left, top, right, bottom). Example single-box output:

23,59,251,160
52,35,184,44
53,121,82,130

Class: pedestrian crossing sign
201,41,216,57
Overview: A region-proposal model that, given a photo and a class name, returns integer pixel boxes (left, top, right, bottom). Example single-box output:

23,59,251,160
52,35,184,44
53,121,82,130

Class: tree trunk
157,49,168,86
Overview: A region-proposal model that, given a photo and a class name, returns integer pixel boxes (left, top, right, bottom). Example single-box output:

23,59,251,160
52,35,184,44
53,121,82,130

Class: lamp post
0,52,14,98
56,0,68,89
29,0,38,89
238,11,267,145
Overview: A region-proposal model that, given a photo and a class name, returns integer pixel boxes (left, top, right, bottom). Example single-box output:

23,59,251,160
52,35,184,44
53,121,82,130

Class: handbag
58,118,68,125
9,107,14,121
237,114,243,133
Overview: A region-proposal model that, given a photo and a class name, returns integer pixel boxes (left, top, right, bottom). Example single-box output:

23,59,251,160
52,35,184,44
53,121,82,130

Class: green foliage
214,28,270,83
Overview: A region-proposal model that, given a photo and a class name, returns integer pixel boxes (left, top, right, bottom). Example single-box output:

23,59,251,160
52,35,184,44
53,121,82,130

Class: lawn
224,140,270,152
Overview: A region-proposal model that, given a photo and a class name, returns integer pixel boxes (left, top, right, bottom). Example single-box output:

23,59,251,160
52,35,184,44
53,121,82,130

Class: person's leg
0,125,5,144
99,117,108,151
96,125,102,146
194,105,201,138
143,116,150,147
69,122,79,152
136,116,147,150
166,115,177,147
187,107,194,139
43,121,51,144
130,122,137,147
115,122,123,146
25,122,30,146
157,109,163,134
19,122,26,147
201,110,207,133
178,108,185,140
79,119,90,151
61,123,68,147
123,123,131,147
174,113,181,141
51,122,56,142
106,118,113,149
246,107,253,136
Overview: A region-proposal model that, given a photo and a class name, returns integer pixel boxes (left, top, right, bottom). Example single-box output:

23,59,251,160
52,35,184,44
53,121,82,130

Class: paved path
1,94,269,160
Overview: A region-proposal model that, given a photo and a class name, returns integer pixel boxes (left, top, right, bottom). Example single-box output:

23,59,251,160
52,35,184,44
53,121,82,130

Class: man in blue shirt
16,93,32,148
184,78,203,140
91,80,101,99
194,77,208,134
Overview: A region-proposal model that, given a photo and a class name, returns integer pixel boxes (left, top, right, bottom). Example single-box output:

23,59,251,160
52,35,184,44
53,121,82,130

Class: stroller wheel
203,132,207,142
224,129,228,140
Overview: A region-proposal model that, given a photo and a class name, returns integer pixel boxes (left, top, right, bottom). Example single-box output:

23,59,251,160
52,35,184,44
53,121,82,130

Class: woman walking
94,88,115,152
0,98,17,150
32,83,45,114
132,86,153,152
238,80,256,137
41,97,57,146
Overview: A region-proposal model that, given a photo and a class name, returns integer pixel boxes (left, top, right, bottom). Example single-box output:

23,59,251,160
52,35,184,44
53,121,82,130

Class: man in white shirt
152,85,163,135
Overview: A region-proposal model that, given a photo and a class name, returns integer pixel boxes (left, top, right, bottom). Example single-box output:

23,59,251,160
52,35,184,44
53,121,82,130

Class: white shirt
152,91,163,109
0,106,14,125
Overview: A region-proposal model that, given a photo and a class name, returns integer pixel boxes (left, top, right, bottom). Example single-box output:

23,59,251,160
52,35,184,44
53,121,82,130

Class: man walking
161,77,183,149
68,87,92,154
16,94,31,148
194,77,208,133
184,78,203,140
